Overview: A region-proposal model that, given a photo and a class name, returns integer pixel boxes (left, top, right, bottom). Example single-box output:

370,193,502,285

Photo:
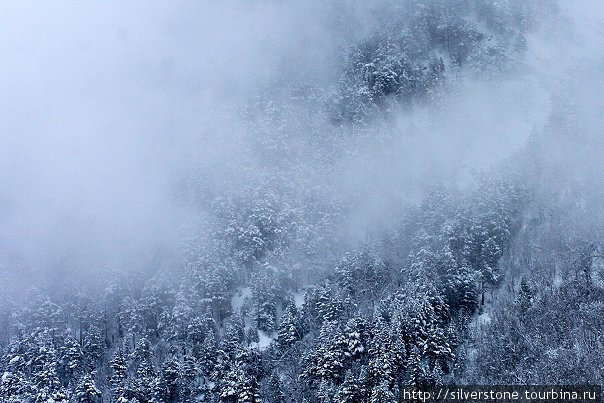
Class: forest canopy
0,1,603,402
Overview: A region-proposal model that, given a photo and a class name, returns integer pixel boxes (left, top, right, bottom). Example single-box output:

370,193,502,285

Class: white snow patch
293,289,306,309
476,311,491,325
553,271,563,288
231,287,252,313
255,330,274,351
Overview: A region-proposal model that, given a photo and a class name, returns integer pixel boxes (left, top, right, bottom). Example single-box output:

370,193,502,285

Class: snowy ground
231,286,277,351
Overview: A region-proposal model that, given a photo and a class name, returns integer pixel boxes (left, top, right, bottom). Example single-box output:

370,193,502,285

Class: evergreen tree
73,373,102,403
109,349,128,401
369,381,395,403
277,303,301,349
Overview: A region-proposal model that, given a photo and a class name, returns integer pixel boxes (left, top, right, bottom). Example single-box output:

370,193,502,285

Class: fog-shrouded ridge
0,1,603,402
0,1,354,281
0,0,599,285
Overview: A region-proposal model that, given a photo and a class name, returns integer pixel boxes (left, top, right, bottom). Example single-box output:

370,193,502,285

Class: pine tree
479,236,502,300
262,372,285,403
109,349,128,401
252,269,278,333
368,319,397,387
199,330,218,376
180,354,199,402
301,320,347,383
246,325,260,346
73,373,102,403
59,335,82,385
370,381,395,403
518,277,534,315
335,370,362,403
277,303,300,349
31,337,68,403
132,337,155,402
0,353,34,402
150,376,169,403
160,357,181,403
317,379,336,403
82,325,103,371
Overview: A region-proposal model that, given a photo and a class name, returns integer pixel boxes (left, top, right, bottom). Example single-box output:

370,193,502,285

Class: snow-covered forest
1,1,603,402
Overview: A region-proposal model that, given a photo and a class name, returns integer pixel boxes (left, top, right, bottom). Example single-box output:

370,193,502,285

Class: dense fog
0,1,603,402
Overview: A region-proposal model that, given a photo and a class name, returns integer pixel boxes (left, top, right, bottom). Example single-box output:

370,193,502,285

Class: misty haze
0,1,603,402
